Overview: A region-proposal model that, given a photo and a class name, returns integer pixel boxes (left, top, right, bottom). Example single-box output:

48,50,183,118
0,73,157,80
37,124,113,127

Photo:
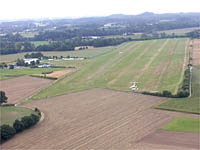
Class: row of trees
0,113,40,143
0,91,41,143
0,37,132,54
1,30,198,55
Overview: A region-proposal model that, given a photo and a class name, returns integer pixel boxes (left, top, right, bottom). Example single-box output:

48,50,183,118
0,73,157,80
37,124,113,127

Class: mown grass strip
162,117,200,133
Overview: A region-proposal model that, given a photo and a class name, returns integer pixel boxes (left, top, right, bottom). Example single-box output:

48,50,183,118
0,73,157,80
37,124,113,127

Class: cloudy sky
0,0,199,20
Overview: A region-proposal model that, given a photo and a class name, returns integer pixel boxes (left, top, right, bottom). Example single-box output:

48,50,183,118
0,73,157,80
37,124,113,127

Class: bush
162,90,172,97
30,114,40,124
34,107,39,112
177,89,189,98
142,90,172,98
0,125,16,143
21,116,35,129
13,119,24,133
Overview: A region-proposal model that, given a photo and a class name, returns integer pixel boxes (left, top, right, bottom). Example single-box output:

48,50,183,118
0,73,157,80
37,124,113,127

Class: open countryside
32,38,188,99
0,11,200,150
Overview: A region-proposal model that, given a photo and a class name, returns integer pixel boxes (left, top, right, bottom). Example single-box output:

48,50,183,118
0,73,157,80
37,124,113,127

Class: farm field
157,27,199,34
0,76,53,104
34,69,76,79
137,130,199,150
19,32,38,38
0,106,37,126
156,39,200,114
31,41,49,47
2,89,198,150
0,46,114,63
32,38,189,100
192,39,200,67
0,68,65,80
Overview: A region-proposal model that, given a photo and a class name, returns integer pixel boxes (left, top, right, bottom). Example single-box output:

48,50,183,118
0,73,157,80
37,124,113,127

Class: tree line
0,91,41,144
1,30,199,55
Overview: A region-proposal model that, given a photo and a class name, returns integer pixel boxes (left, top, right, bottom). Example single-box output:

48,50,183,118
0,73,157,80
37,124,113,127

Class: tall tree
0,91,8,105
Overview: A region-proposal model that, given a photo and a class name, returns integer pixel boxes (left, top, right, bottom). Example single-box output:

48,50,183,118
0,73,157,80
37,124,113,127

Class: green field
162,117,200,133
0,68,65,80
0,46,114,63
20,32,38,38
30,38,188,100
0,106,37,126
156,67,200,114
31,41,49,47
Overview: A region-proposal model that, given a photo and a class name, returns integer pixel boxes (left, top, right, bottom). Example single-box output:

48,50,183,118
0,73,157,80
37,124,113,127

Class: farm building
24,58,39,64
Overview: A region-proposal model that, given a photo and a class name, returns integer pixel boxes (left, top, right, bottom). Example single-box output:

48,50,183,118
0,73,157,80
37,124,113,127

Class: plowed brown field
193,39,200,67
0,76,53,104
136,130,199,150
2,89,198,150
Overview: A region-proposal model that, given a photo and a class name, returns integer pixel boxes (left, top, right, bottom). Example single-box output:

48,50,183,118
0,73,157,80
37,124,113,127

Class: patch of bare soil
35,69,76,79
136,130,199,150
0,76,53,104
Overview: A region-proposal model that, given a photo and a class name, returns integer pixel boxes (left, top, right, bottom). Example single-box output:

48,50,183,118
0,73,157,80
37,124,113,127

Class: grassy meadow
0,68,65,80
20,32,38,38
31,41,49,47
0,46,114,63
162,117,200,133
156,67,200,114
0,106,37,126
30,38,188,100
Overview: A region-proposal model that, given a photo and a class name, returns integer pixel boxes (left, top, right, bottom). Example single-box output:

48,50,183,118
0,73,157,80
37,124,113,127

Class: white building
24,58,39,64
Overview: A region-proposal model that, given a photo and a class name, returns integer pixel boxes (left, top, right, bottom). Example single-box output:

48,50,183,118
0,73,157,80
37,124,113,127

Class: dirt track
0,76,53,104
2,89,199,150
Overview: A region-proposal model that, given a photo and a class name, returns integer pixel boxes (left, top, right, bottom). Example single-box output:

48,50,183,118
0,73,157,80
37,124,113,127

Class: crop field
137,129,199,150
32,38,189,100
2,89,198,150
192,39,200,67
0,106,37,126
157,27,199,34
0,46,114,63
0,76,53,104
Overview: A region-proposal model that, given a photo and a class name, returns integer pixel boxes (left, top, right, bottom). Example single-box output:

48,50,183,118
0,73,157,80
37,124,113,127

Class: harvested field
0,76,53,104
157,27,199,34
2,89,198,149
35,69,76,78
136,130,199,150
192,39,200,67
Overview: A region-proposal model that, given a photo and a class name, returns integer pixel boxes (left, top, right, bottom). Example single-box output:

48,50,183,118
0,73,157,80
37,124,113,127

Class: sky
0,0,199,20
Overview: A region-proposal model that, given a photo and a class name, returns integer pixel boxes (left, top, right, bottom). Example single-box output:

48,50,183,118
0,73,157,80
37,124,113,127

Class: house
24,58,39,64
